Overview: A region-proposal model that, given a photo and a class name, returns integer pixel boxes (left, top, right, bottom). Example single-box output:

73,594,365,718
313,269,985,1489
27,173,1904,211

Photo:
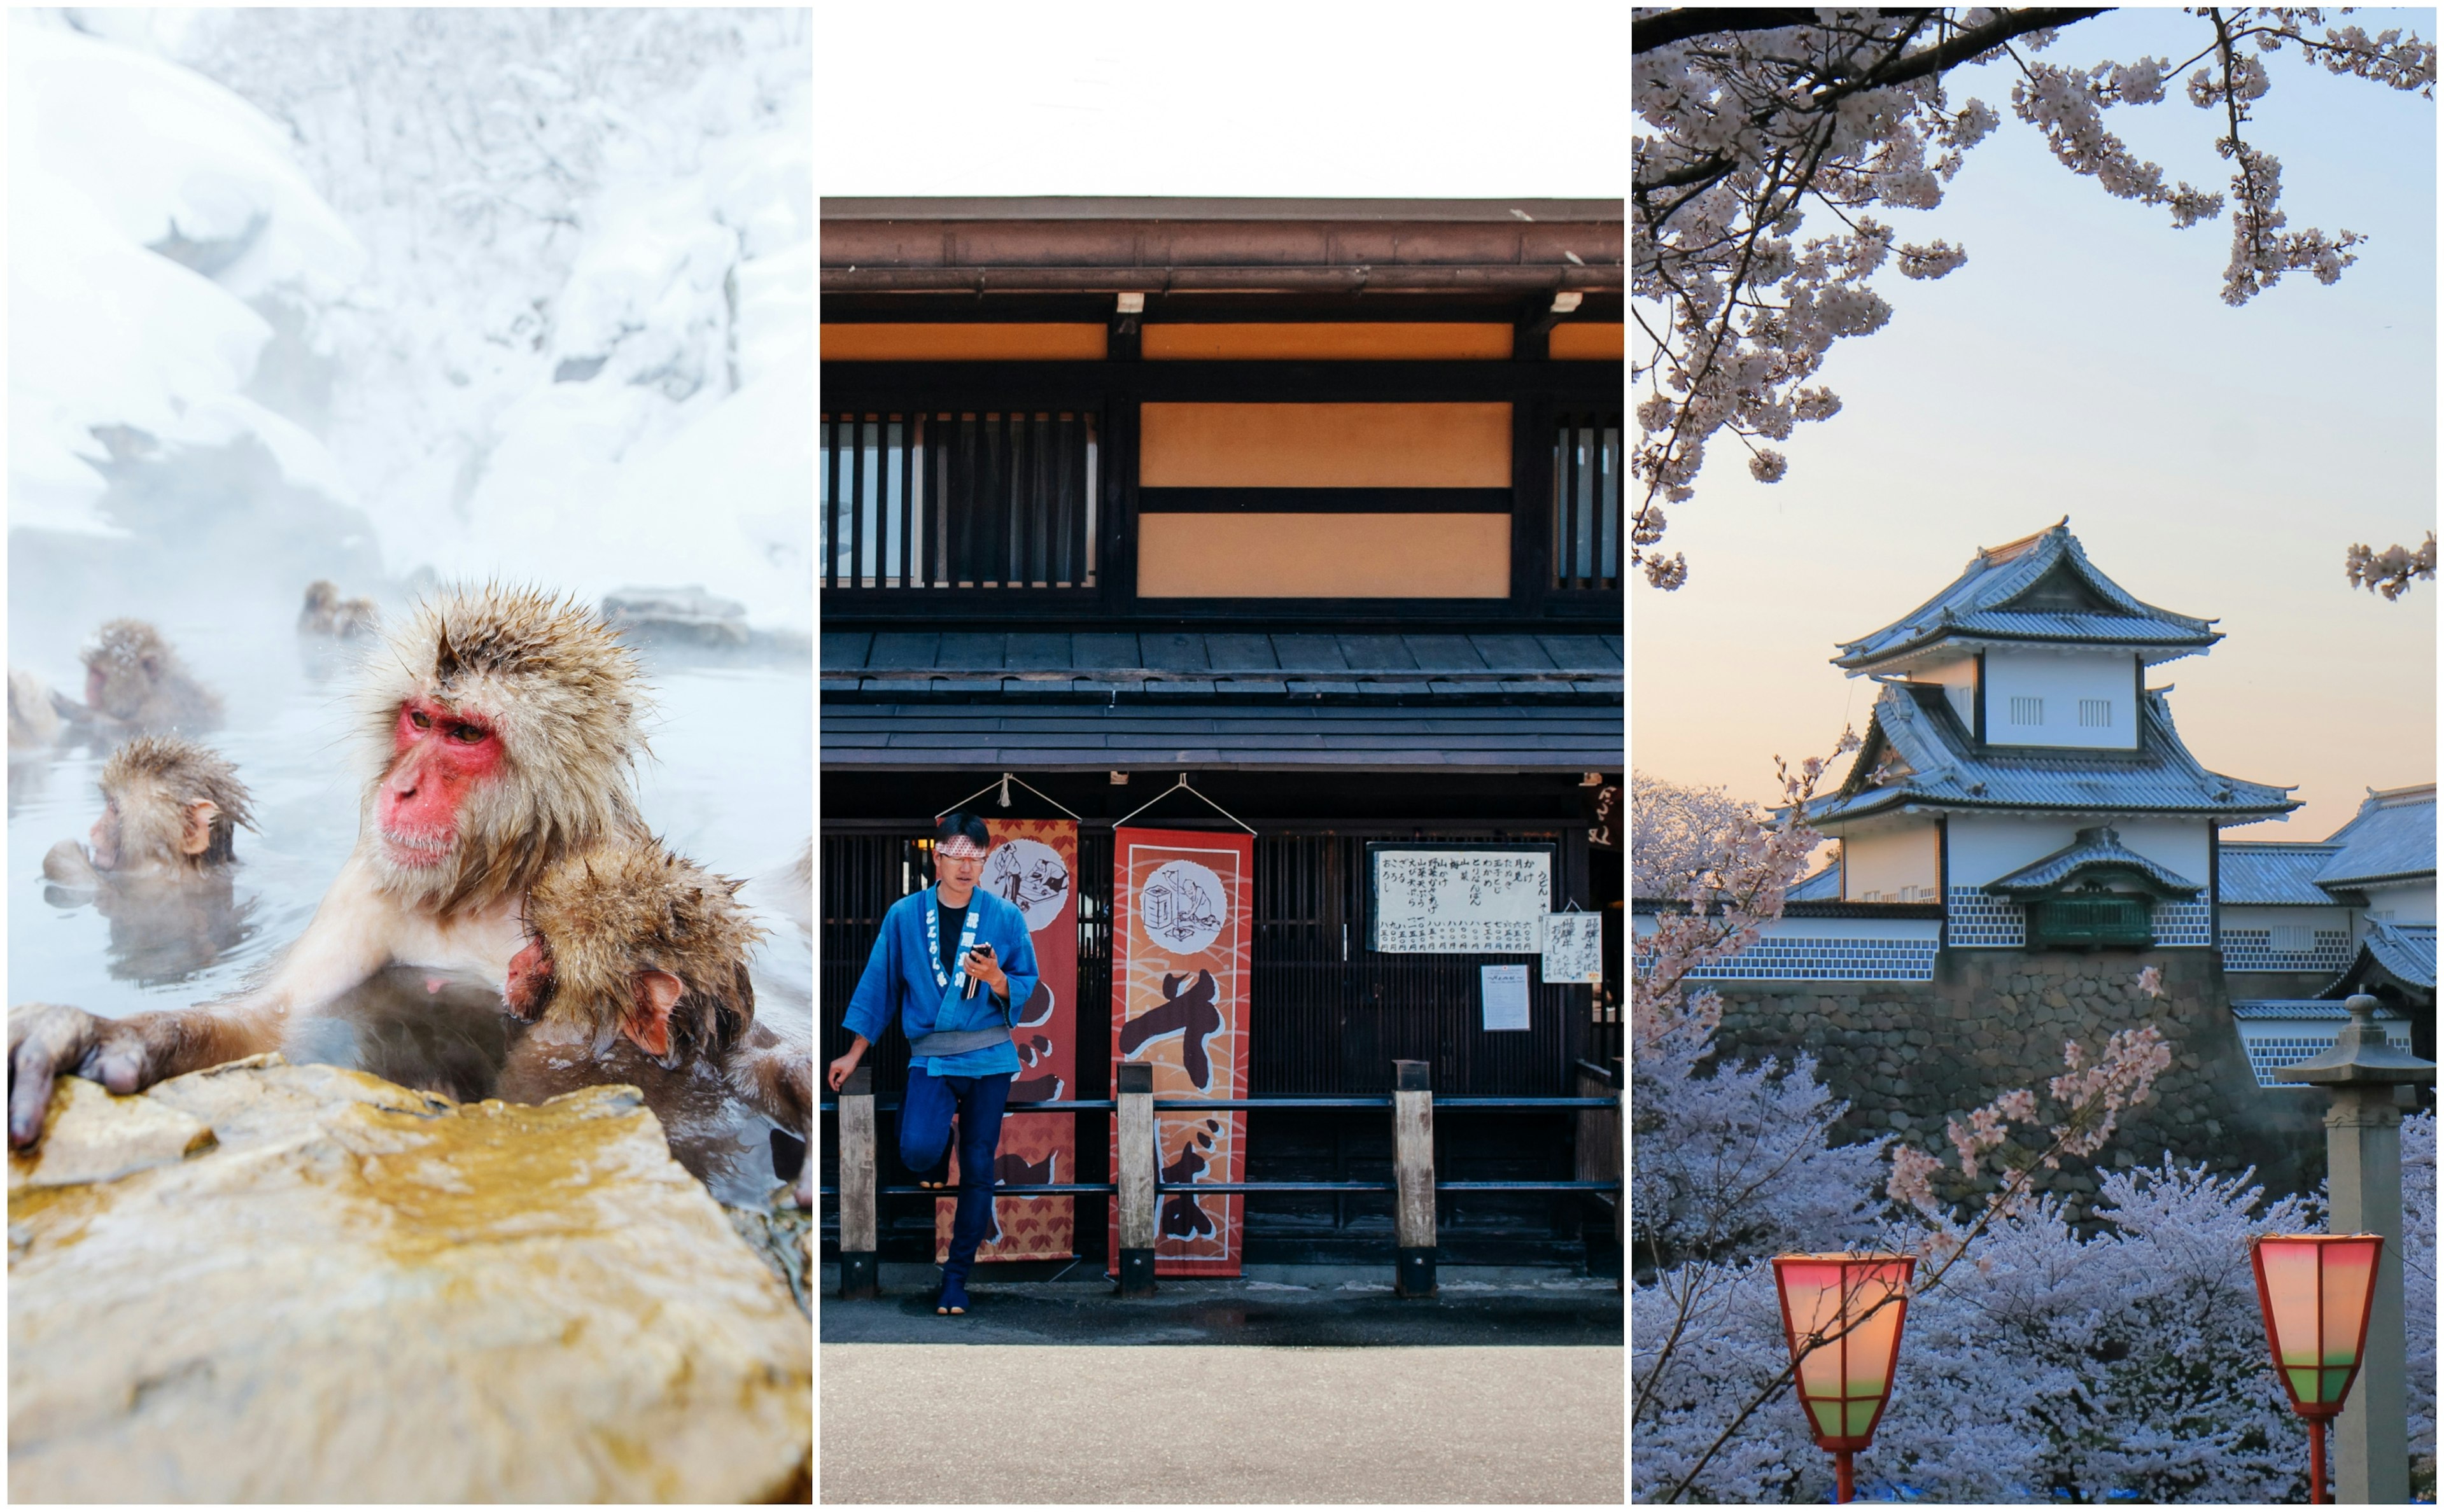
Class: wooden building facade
818,198,1624,1268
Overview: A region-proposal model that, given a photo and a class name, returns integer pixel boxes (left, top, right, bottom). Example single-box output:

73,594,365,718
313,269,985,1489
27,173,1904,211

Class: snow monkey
43,736,255,887
39,737,260,984
73,619,225,736
299,580,381,638
498,837,813,1207
8,584,650,1149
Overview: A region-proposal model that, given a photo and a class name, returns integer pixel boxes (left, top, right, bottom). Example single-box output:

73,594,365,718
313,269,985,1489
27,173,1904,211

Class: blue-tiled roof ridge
2319,919,2439,994
2218,843,2355,906
2232,999,2407,1021
2315,784,2436,887
1832,522,2220,672
1788,863,1843,901
1984,825,2203,899
1806,683,2296,823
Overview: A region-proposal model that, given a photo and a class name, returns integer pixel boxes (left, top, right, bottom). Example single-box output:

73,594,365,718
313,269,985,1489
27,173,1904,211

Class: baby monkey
42,736,256,982
45,736,253,885
500,837,811,1208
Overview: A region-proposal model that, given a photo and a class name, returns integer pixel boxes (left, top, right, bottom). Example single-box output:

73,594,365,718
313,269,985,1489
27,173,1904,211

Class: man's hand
965,945,1008,997
825,1035,865,1094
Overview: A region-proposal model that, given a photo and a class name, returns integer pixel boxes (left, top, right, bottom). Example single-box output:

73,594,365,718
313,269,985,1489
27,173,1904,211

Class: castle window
2026,891,2153,948
2079,698,2111,727
2273,924,2312,953
2010,696,2044,725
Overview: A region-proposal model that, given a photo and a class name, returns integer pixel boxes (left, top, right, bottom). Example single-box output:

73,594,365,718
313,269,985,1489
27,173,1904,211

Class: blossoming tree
1629,742,2433,1501
1632,7,2436,595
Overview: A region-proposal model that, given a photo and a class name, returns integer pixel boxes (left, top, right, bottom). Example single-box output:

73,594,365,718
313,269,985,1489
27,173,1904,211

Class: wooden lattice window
822,409,1099,589
1552,410,1622,591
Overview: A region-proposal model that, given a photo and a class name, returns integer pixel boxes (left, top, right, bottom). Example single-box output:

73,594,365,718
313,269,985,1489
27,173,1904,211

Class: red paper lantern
1772,1252,1917,1504
2251,1233,2384,1505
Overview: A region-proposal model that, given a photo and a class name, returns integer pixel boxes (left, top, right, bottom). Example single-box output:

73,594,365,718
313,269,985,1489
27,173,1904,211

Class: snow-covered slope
6,15,364,536
9,12,813,636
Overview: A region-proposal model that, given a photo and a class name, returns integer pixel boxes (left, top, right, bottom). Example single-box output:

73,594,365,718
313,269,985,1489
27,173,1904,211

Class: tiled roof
2232,999,2407,1021
1832,522,2219,672
1788,864,1842,901
1805,683,2296,824
820,699,1624,772
2218,844,2350,906
1984,825,2202,899
2315,785,2437,886
2355,920,2437,991
820,630,1622,704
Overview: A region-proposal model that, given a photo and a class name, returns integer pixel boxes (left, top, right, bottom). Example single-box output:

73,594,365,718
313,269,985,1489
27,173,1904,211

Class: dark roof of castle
1804,683,2297,825
1983,825,2202,899
1832,521,2221,673
2315,784,2437,888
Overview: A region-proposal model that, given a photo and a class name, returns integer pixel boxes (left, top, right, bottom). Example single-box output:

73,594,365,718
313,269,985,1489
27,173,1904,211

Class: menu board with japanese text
1368,844,1554,954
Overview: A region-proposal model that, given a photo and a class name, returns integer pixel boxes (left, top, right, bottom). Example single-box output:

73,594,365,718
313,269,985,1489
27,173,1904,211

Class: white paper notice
1480,963,1531,1032
1542,913,1604,984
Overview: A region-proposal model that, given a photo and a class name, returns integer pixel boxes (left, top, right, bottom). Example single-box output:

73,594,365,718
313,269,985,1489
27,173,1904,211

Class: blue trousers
901,1068,1013,1285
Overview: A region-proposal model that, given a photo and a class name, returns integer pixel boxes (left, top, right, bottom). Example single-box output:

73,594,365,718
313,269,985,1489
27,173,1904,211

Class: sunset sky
1633,9,2437,843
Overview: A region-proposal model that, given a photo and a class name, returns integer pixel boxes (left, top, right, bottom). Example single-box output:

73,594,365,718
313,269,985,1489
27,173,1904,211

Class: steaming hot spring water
8,609,813,1207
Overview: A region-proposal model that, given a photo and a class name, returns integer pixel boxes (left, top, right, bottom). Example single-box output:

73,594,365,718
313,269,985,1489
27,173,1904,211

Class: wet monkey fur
9,584,650,1149
43,736,255,885
498,838,813,1205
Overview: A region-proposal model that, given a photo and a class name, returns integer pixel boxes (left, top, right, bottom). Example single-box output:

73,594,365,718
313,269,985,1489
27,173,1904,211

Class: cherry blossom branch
1633,6,2432,590
1654,980,2175,1504
2346,532,2438,600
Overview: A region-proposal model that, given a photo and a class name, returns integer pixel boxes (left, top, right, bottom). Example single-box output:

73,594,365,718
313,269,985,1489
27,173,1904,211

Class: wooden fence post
1578,1060,1626,1292
1116,1061,1158,1297
836,1065,878,1299
1393,1058,1437,1298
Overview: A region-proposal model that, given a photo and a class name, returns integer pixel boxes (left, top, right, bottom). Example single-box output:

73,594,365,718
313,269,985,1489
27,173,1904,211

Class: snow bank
7,15,365,535
443,94,813,630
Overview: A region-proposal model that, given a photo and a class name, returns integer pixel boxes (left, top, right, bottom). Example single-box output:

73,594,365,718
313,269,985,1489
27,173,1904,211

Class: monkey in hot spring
42,736,256,982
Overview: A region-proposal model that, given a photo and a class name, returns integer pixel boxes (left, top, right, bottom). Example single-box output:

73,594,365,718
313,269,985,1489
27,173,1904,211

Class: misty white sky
1631,9,2438,843
813,0,1625,199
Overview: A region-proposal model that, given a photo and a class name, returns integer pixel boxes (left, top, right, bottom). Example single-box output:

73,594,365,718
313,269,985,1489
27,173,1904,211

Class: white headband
936,836,989,859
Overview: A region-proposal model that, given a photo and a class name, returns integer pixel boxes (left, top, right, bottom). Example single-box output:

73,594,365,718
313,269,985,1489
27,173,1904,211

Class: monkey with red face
9,584,649,1148
41,737,258,983
498,837,812,1207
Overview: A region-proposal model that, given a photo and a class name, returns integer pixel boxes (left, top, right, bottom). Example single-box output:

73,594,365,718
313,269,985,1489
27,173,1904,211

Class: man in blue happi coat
828,811,1039,1316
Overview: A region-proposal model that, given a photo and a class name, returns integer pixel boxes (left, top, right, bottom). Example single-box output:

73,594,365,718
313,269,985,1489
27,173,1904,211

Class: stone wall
1705,946,2329,1213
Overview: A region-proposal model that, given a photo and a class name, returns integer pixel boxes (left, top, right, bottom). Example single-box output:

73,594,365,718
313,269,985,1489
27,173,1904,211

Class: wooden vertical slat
847,415,866,589
1599,417,1620,588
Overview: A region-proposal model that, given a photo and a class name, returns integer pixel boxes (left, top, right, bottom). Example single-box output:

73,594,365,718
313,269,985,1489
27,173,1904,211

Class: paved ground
820,1344,1624,1504
817,1266,1623,1504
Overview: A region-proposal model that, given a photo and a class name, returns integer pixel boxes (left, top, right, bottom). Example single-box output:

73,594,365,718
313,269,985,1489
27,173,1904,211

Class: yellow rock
6,1077,214,1192
9,1061,810,1502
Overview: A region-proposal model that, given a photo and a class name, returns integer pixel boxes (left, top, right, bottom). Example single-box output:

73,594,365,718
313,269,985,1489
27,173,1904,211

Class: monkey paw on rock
7,1002,174,1151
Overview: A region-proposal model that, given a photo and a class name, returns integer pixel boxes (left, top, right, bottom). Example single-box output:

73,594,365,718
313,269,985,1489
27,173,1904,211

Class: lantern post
2271,993,2436,1503
2251,1234,2386,1503
1771,1253,1916,1504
